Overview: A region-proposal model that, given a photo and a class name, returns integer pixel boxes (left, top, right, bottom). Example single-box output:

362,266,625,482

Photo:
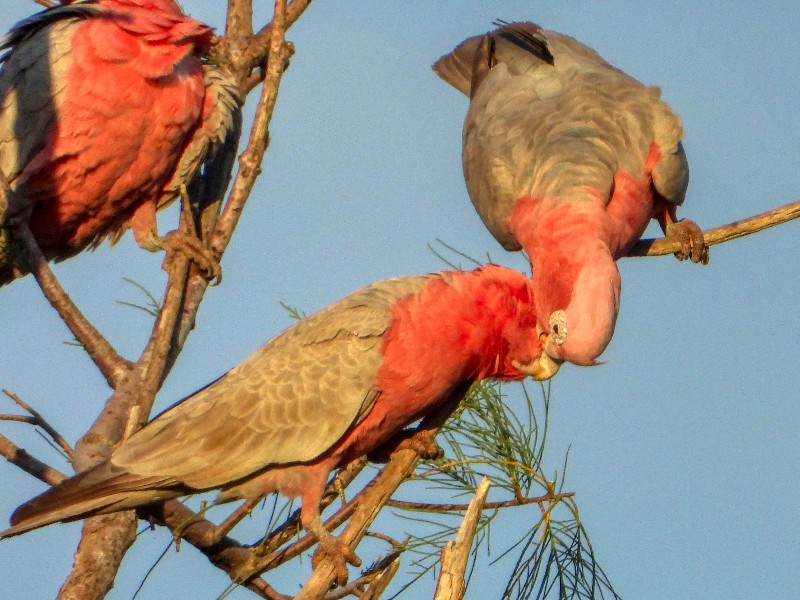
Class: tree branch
1,164,132,390
433,477,490,600
628,198,800,257
49,0,312,590
226,0,254,39
10,221,132,388
0,432,66,487
212,0,291,258
171,0,304,369
252,0,312,66
1,389,74,459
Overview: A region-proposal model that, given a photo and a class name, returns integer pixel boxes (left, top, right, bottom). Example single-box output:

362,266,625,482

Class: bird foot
159,230,222,283
665,219,709,264
308,521,361,586
367,428,443,463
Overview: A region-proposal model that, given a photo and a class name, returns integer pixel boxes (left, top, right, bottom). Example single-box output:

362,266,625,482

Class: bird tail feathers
432,37,481,97
1,463,181,538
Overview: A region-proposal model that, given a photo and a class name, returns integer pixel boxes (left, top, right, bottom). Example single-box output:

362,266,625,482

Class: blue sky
1,2,798,598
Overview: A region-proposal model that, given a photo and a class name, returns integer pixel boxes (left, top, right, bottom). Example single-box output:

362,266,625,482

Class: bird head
533,238,621,369
508,197,622,370
478,273,561,382
500,310,562,382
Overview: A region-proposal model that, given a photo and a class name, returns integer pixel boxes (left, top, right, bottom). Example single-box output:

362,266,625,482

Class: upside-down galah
434,21,708,368
0,0,240,286
1,264,558,583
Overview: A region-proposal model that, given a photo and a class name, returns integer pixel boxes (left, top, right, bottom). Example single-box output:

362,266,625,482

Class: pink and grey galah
0,0,240,285
1,264,559,583
434,21,708,369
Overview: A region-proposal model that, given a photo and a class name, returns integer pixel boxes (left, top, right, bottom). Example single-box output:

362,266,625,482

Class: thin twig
364,531,404,548
385,491,574,513
246,579,292,600
0,432,66,487
2,390,75,459
211,0,292,258
209,496,261,545
628,198,800,257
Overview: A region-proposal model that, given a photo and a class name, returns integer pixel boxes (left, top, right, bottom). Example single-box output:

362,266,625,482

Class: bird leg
306,515,361,586
367,428,444,463
655,203,709,264
128,200,222,282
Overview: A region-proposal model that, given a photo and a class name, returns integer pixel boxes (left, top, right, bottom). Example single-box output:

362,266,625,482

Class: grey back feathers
434,21,689,250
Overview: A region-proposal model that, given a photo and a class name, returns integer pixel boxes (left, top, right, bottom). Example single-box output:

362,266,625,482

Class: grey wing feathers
651,118,689,207
157,64,243,210
0,8,93,185
110,273,439,490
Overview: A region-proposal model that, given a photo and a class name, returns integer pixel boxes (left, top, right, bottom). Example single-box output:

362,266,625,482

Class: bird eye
549,310,567,345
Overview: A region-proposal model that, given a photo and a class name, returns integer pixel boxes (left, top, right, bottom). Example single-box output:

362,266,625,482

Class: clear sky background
1,1,798,599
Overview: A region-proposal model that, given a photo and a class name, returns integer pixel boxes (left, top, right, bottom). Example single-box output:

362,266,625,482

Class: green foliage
389,380,621,600
278,301,305,321
116,277,162,318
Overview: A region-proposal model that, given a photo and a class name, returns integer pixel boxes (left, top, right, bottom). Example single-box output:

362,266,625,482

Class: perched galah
1,264,558,583
434,21,707,369
0,0,240,286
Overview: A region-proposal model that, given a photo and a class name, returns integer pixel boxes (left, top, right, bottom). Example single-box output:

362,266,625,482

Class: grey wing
650,102,689,207
157,64,242,210
111,273,439,490
0,9,94,188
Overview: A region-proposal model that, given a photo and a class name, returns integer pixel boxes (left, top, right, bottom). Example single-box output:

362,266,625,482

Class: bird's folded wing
0,7,96,186
112,274,440,490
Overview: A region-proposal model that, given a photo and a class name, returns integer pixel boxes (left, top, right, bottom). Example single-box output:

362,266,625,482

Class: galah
434,22,708,369
1,264,559,583
0,0,240,286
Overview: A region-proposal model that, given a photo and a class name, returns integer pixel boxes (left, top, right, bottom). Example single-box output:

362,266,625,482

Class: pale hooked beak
512,348,562,381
